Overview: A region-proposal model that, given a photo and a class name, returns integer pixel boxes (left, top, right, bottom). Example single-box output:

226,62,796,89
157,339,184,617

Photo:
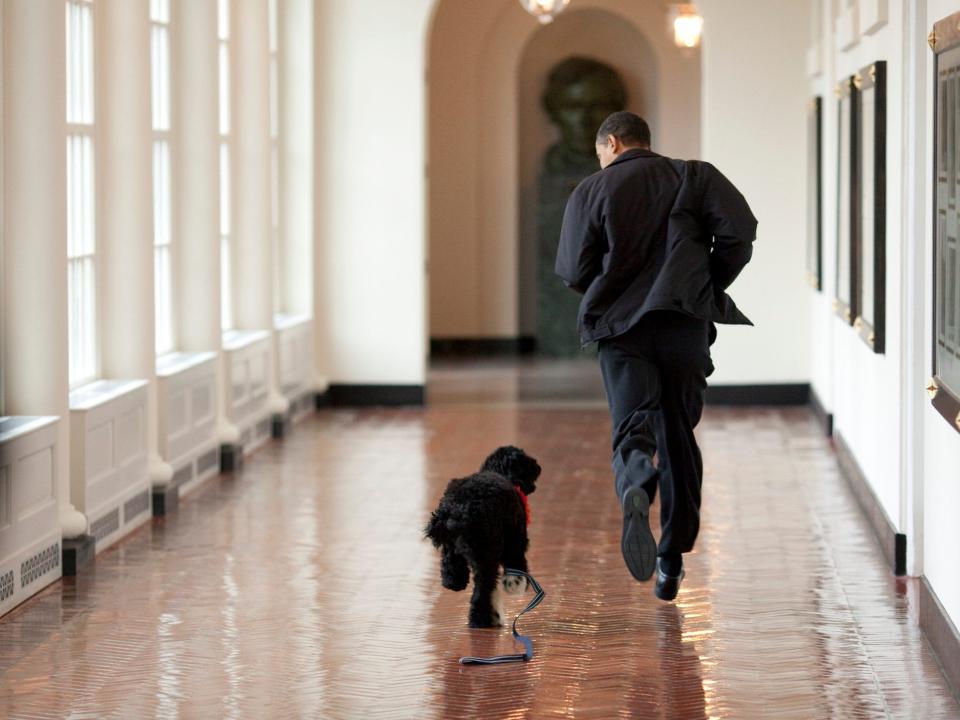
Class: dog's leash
458,569,546,665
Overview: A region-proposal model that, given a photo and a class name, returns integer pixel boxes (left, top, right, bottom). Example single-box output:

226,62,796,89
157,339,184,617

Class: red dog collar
515,486,531,526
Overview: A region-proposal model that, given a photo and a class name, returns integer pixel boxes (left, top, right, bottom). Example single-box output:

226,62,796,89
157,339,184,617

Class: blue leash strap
458,569,546,665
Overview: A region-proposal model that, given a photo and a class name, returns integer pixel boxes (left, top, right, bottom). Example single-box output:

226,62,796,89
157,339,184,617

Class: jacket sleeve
555,182,606,295
700,163,757,291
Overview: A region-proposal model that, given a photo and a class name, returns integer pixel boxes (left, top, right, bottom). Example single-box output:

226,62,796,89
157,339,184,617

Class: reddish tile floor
0,366,958,718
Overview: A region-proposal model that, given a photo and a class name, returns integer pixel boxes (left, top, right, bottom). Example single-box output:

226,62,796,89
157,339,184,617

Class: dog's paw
503,574,528,595
492,586,505,626
468,608,504,628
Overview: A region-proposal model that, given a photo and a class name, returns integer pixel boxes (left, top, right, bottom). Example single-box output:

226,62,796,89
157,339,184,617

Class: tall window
218,0,232,331
66,0,97,386
151,0,174,354
269,0,281,314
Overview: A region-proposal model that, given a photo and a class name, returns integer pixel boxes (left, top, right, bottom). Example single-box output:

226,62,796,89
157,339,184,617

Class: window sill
222,329,271,352
273,313,312,332
157,351,218,378
69,379,149,412
0,416,58,445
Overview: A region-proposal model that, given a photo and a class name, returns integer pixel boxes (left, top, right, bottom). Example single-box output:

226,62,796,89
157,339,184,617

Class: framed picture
930,12,960,433
853,61,886,353
834,75,858,325
807,97,823,291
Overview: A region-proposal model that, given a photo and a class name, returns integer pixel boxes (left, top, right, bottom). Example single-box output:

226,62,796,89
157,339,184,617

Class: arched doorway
426,0,701,361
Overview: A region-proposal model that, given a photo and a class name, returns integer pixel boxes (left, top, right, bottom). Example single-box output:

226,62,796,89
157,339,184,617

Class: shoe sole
620,487,656,582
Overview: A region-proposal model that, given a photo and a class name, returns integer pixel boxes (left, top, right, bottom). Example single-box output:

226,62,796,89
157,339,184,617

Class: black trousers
598,311,714,559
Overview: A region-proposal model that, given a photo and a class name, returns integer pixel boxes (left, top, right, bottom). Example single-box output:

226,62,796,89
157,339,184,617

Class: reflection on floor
430,356,606,405
0,362,958,718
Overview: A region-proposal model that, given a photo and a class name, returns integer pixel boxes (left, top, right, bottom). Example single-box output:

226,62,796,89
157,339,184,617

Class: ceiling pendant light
518,0,571,25
671,4,704,48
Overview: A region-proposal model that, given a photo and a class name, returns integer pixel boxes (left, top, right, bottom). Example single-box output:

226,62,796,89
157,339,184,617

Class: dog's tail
423,506,457,548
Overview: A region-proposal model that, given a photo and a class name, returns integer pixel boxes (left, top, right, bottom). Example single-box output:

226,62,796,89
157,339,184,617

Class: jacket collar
607,147,659,168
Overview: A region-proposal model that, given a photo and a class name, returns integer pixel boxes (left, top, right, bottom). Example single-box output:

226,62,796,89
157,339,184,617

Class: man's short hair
596,111,651,147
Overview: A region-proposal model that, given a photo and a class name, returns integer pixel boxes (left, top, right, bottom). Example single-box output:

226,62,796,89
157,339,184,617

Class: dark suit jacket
554,148,757,346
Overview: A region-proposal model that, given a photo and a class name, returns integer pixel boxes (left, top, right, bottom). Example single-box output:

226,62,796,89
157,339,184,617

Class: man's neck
612,145,651,162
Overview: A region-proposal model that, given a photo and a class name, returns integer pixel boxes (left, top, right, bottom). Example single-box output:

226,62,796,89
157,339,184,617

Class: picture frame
834,75,858,325
930,12,960,434
807,96,823,292
853,61,886,353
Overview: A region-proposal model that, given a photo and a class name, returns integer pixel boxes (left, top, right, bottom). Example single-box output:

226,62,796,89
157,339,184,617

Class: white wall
699,0,811,385
804,0,960,632
806,0,906,530
312,0,432,385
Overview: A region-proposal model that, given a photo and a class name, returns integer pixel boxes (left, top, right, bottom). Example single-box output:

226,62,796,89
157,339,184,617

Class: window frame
151,0,176,356
269,0,282,316
66,0,101,388
218,0,233,332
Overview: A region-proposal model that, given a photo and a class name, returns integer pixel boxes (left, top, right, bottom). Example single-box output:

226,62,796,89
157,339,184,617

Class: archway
426,0,701,354
517,9,665,343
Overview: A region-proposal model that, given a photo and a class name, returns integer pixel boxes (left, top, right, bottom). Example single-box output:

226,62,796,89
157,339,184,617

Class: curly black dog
424,446,541,628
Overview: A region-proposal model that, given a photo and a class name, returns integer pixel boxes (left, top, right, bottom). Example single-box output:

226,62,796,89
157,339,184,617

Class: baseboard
834,431,906,576
705,383,810,406
430,336,537,358
220,443,244,473
152,484,179,517
809,385,834,437
326,384,425,407
271,413,288,439
919,576,960,700
62,534,95,577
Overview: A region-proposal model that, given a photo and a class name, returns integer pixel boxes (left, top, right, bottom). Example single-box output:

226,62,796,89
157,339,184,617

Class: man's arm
555,183,606,295
700,163,757,291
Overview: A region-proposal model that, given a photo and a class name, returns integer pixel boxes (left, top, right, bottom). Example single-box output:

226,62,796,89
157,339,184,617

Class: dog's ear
481,446,541,494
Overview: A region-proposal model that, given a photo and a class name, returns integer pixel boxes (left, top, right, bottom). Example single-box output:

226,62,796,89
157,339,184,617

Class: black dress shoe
654,558,685,601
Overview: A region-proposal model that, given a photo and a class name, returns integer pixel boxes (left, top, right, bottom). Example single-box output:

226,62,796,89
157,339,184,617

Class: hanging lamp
518,0,571,25
671,4,703,48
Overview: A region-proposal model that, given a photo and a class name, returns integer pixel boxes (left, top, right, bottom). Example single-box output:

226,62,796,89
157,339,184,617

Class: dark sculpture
537,57,627,357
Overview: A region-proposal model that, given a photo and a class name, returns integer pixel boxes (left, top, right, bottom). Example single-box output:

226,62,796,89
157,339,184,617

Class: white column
311,0,331,391
233,0,288,415
280,0,314,317
174,0,238,444
2,0,87,537
279,0,319,397
98,0,173,489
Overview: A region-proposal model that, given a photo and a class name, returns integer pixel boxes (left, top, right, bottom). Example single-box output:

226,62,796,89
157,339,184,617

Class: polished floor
1,367,959,718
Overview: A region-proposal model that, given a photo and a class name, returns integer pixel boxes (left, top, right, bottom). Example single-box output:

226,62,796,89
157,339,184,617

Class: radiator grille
123,490,150,524
172,463,193,488
90,508,120,542
0,569,14,602
20,543,59,588
197,448,220,476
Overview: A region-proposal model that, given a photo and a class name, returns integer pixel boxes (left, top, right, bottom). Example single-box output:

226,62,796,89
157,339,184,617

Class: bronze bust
537,57,627,356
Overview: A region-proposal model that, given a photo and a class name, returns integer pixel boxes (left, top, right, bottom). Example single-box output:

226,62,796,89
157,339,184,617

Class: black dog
424,446,541,628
